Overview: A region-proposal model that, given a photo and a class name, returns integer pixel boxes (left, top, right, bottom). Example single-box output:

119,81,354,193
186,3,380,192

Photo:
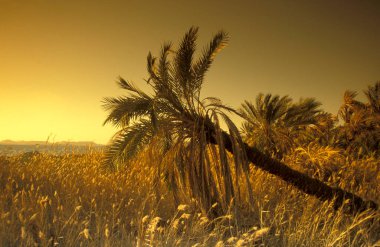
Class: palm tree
103,27,250,215
305,112,338,146
103,27,377,215
365,81,380,114
337,84,380,156
239,94,322,158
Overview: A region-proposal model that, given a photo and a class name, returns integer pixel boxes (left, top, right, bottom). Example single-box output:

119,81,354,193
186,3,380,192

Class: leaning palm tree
103,27,251,215
239,94,321,158
103,27,377,215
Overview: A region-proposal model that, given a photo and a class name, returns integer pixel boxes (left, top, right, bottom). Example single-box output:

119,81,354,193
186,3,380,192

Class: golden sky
1,0,379,144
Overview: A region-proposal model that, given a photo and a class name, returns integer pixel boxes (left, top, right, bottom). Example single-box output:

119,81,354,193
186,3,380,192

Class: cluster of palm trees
239,83,380,159
103,27,378,216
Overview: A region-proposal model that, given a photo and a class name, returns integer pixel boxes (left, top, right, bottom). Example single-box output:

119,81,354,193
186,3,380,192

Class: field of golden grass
0,147,379,246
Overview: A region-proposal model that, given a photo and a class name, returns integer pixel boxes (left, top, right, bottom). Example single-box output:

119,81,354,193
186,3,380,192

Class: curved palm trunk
205,125,378,215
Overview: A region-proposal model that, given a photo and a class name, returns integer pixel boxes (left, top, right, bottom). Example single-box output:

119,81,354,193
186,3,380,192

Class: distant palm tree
338,90,366,124
365,82,380,114
305,112,338,146
103,27,377,215
239,94,321,158
337,83,380,156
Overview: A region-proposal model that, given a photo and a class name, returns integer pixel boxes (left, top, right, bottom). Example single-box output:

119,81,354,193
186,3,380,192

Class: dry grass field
0,146,379,246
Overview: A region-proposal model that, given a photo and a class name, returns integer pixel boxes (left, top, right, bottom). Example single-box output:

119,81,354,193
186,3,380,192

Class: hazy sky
1,0,379,144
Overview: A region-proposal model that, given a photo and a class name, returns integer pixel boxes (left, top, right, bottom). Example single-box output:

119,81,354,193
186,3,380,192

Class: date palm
337,84,380,155
103,27,377,215
365,81,380,114
103,27,249,214
239,94,321,158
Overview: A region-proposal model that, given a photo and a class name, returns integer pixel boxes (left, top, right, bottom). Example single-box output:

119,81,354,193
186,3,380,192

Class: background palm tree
337,83,380,156
103,27,377,216
365,82,380,114
239,94,321,158
304,112,338,147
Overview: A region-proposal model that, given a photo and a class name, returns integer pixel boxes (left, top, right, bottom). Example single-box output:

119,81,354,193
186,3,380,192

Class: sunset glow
1,1,379,144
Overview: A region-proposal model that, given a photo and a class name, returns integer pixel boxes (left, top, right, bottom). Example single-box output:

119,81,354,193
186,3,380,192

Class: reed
0,148,379,246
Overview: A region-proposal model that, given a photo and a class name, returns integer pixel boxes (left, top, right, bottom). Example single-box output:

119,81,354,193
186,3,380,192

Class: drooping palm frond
103,119,155,168
102,77,155,127
102,95,154,127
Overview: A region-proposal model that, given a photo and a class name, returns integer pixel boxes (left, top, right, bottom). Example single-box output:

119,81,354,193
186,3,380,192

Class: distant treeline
0,144,104,156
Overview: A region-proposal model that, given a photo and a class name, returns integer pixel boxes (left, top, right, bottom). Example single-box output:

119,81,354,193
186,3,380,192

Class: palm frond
365,81,380,113
116,77,144,95
239,100,260,124
102,95,154,127
285,98,321,128
193,30,229,93
146,52,158,80
174,26,198,99
103,120,154,169
158,42,174,88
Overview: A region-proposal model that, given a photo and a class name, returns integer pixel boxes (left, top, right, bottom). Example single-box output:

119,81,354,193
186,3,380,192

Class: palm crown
239,94,321,157
337,82,380,155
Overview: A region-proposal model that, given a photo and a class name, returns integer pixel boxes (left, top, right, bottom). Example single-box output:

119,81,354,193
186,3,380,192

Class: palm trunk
205,125,378,214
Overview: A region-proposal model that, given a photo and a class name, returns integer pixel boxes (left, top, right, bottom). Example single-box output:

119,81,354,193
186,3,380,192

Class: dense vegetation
0,146,379,246
0,28,379,246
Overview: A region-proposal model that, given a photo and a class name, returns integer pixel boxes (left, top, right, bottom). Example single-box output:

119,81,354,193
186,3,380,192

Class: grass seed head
177,204,189,211
215,240,224,247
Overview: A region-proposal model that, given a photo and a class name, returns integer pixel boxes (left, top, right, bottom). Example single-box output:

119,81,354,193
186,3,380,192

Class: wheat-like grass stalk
0,146,378,246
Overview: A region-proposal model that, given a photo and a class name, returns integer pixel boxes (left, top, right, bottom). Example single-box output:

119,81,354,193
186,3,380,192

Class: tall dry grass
0,146,379,246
